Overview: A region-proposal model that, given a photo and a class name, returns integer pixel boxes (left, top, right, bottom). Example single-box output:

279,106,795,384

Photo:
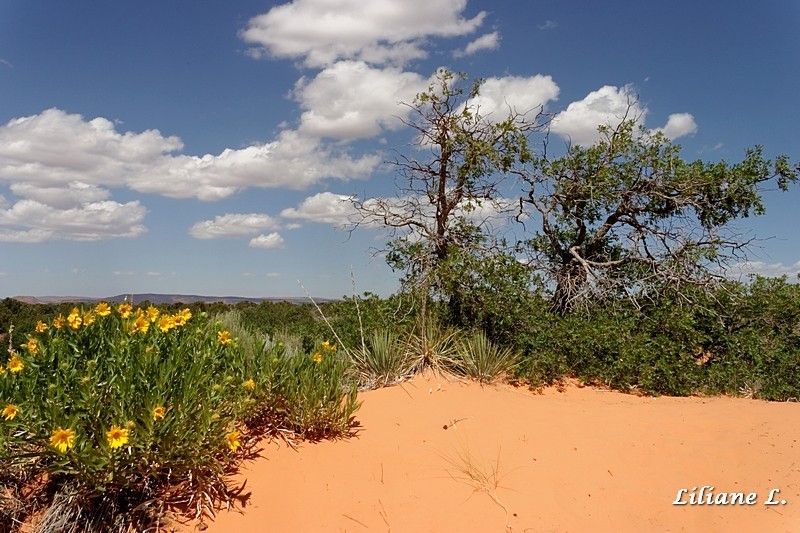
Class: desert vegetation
1,70,798,531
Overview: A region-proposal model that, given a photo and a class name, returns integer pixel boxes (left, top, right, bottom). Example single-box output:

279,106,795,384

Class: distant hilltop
10,294,336,306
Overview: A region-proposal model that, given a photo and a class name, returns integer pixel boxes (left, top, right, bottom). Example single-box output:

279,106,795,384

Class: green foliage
405,316,461,374
519,119,798,314
452,330,520,383
350,329,415,389
0,304,359,530
514,277,800,400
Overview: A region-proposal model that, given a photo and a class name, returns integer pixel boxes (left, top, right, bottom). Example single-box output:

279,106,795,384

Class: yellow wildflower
133,315,149,334
243,378,255,391
173,308,192,327
2,404,19,421
226,429,241,452
146,306,160,323
35,320,48,333
25,338,39,355
158,315,175,333
313,352,323,364
0,364,4,375
95,302,112,317
67,308,82,330
106,425,129,449
217,330,233,346
118,303,133,319
322,340,337,352
52,315,65,329
7,354,24,373
50,427,76,453
82,311,95,327
152,406,166,421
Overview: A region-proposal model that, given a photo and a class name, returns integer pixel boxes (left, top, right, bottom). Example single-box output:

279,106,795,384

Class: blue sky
1,0,798,299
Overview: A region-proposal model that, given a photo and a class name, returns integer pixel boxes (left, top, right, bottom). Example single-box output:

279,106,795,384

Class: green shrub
452,331,520,383
0,304,360,530
350,329,415,389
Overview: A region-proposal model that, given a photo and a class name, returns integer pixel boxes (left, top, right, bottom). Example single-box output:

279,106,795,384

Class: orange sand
189,374,800,532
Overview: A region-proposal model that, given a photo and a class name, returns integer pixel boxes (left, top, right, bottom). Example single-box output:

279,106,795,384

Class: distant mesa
10,294,334,305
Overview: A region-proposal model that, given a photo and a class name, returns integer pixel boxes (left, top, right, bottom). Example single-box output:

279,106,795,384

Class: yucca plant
453,331,520,383
405,316,461,374
350,329,415,389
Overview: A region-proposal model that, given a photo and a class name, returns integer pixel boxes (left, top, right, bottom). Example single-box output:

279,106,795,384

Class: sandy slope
188,374,800,532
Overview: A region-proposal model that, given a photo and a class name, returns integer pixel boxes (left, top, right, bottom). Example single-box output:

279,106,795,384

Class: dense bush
0,304,359,531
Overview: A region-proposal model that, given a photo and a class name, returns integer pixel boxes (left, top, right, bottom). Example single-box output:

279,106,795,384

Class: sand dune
189,373,800,532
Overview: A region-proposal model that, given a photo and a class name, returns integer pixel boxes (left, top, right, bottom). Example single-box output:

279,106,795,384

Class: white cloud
189,213,281,239
0,108,182,188
537,20,558,30
0,109,381,203
0,199,147,242
294,61,428,139
280,191,357,225
551,85,646,146
455,31,500,57
466,74,560,122
240,0,487,67
249,232,285,249
10,182,111,209
551,87,699,146
653,112,697,140
727,260,800,280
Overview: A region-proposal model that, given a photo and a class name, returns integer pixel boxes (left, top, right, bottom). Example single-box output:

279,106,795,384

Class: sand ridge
190,373,800,532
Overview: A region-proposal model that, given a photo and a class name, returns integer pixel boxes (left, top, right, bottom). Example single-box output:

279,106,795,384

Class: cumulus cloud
0,108,182,188
189,213,281,239
465,74,560,122
551,85,645,146
455,31,500,57
726,260,800,281
240,0,487,67
294,61,428,140
0,199,147,242
249,232,285,249
0,109,381,203
653,112,698,140
551,86,699,146
280,192,357,225
10,182,111,209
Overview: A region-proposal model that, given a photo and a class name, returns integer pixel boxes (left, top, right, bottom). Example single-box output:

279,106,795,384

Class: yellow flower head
152,406,166,421
106,425,129,450
82,311,95,327
226,429,241,452
133,315,149,334
50,427,76,453
2,404,19,421
118,303,133,319
217,330,233,346
52,315,65,329
25,338,39,355
322,340,337,352
243,378,256,391
146,306,160,323
95,302,112,317
158,315,175,333
35,320,48,333
7,354,24,373
313,352,323,364
67,308,82,330
173,308,192,327
0,364,4,375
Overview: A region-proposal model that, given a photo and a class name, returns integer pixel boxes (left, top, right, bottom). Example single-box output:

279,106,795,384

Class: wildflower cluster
0,306,359,528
